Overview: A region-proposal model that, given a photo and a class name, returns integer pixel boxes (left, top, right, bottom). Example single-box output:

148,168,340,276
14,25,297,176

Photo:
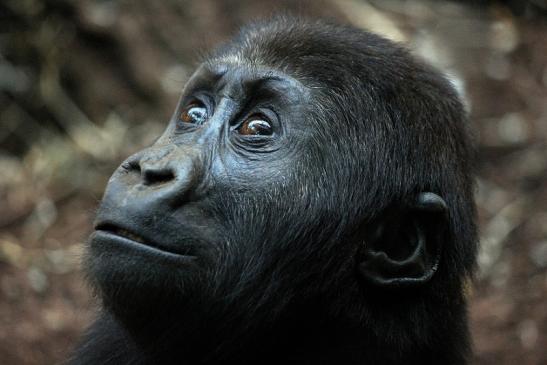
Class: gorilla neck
84,305,467,365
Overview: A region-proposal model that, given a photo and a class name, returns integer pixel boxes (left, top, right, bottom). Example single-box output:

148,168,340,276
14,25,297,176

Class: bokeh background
1,0,546,364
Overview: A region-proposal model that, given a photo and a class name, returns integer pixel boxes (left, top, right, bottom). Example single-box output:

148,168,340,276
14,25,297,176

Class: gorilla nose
119,146,203,203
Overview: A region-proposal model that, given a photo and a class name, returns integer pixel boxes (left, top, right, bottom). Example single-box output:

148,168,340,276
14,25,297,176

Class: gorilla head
80,16,477,365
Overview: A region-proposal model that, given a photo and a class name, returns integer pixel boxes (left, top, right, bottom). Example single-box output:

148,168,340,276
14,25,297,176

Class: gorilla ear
358,192,448,288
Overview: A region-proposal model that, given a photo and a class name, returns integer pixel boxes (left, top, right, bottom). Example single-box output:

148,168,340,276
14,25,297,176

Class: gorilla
70,16,477,365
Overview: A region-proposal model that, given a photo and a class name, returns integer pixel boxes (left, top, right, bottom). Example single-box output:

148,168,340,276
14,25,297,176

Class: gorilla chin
87,231,201,309
87,218,215,313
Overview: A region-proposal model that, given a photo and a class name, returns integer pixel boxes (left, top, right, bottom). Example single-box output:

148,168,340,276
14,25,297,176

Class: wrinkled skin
71,17,477,365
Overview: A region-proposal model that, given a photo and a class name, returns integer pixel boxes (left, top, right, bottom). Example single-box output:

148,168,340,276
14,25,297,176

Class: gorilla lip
107,227,145,243
94,222,196,258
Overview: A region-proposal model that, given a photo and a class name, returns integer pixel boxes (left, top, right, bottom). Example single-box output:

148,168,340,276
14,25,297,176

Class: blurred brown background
1,0,546,364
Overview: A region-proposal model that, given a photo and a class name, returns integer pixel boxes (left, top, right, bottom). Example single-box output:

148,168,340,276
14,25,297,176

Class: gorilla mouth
95,223,146,243
94,223,196,258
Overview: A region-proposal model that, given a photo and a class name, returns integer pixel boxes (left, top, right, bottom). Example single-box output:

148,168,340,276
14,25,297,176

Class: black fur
70,16,477,365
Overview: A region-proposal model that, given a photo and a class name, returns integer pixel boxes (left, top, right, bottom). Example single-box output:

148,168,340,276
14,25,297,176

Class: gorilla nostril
122,160,141,173
142,168,175,185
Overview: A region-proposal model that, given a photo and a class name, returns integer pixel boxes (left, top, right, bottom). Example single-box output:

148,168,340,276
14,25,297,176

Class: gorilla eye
180,101,208,125
238,115,273,136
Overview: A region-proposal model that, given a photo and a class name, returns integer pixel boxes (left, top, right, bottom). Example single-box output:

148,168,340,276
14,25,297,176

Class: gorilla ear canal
358,192,448,288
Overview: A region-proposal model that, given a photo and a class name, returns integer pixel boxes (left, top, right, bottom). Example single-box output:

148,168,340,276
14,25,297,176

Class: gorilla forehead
208,17,411,87
188,63,311,110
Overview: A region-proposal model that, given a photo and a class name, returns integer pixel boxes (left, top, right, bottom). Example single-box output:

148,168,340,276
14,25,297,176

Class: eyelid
235,106,278,128
255,106,278,121
182,93,214,113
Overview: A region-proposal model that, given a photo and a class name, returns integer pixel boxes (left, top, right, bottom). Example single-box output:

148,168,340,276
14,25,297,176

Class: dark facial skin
73,17,477,365
91,65,309,258
91,65,296,264
88,64,342,336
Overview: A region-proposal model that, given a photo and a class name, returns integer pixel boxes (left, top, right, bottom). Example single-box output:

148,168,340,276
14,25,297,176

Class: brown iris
238,115,273,136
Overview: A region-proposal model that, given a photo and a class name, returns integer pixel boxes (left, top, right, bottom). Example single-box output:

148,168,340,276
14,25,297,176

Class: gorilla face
87,63,351,320
77,17,477,365
86,39,456,329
